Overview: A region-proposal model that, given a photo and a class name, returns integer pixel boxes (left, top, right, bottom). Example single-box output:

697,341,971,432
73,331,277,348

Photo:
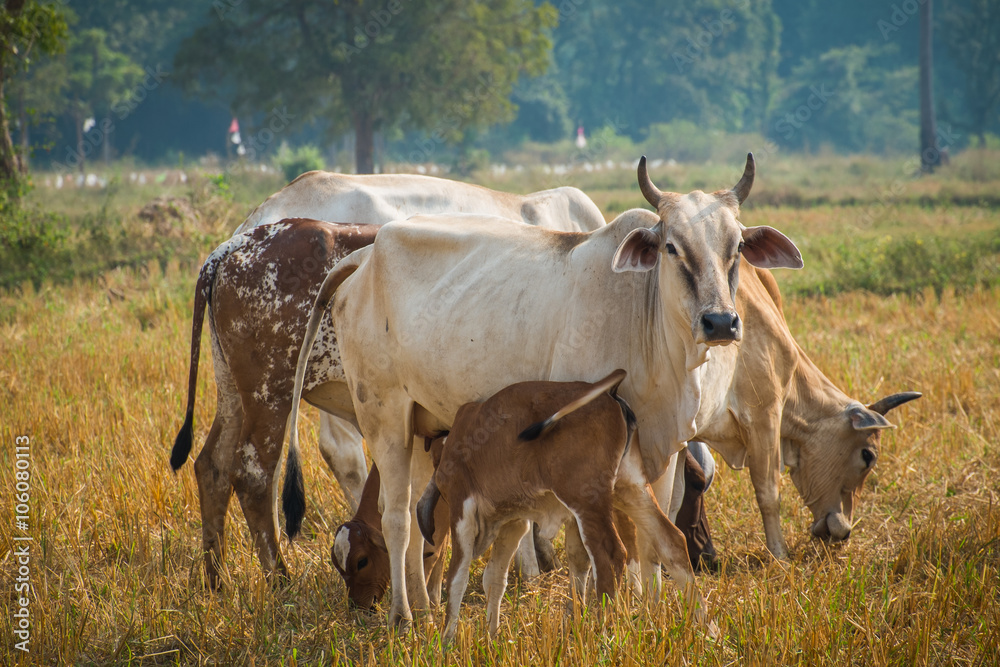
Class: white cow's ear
741,226,804,270
613,226,662,273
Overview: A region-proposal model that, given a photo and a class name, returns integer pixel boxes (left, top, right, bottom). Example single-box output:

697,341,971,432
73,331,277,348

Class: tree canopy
4,0,998,174
174,0,556,173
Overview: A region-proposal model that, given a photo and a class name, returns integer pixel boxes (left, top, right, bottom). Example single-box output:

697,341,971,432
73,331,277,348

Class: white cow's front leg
405,440,433,612
614,448,717,636
317,414,367,513
372,439,414,629
642,451,680,594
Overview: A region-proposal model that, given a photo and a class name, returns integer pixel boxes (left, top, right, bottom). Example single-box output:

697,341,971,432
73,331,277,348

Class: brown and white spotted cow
170,218,377,588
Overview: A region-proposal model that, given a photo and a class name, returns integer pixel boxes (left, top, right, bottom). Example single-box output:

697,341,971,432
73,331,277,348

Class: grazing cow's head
331,521,390,610
613,155,803,346
783,392,922,542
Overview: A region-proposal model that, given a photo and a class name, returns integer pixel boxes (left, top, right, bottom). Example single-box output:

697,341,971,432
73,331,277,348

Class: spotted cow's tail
518,369,628,441
170,254,222,472
283,246,371,540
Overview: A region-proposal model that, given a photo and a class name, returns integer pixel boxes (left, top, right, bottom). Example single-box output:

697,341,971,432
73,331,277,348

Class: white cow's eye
738,241,745,254
665,243,678,256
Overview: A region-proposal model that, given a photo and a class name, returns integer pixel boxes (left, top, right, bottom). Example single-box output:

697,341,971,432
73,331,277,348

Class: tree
0,0,66,198
175,0,556,174
62,28,143,172
552,0,781,140
767,45,918,154
941,0,1000,146
919,0,943,172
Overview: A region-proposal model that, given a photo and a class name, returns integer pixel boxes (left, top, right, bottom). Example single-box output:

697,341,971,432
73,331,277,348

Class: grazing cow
656,265,921,558
332,458,450,610
288,155,803,627
170,219,379,587
233,171,606,571
413,370,707,642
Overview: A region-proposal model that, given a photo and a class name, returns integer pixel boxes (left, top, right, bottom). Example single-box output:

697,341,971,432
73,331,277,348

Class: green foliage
800,232,1000,297
0,1,68,69
940,0,1000,145
174,0,557,172
205,172,232,202
768,45,919,154
273,143,326,183
63,28,144,145
641,121,767,164
552,0,781,139
0,193,69,289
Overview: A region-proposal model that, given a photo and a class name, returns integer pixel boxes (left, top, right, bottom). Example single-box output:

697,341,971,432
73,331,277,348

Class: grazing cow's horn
637,156,664,208
868,391,923,416
732,153,755,205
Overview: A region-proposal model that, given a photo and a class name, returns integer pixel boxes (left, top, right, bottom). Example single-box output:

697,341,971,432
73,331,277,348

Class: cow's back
236,171,604,234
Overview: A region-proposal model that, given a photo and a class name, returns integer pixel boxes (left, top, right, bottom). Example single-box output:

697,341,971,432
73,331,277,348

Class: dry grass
0,253,997,665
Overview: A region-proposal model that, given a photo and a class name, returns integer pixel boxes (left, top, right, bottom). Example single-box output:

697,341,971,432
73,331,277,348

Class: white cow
288,156,803,627
233,171,605,513
231,170,605,579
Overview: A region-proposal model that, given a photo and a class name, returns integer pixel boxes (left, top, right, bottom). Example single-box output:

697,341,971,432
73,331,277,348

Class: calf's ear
370,528,388,553
741,226,803,270
613,223,663,273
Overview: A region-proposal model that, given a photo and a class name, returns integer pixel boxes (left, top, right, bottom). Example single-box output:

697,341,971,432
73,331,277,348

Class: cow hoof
388,609,412,633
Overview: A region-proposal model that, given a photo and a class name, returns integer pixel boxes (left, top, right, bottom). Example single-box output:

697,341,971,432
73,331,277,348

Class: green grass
5,150,1000,296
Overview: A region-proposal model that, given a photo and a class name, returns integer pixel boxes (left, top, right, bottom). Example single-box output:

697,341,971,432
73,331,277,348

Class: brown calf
332,458,450,609
416,370,635,642
170,219,377,588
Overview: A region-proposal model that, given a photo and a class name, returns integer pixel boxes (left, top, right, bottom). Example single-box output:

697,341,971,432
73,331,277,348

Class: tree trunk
354,112,375,174
18,98,29,172
0,72,23,198
75,113,86,175
919,0,942,173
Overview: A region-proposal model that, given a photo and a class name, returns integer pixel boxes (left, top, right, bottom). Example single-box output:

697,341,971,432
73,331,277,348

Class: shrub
274,143,327,182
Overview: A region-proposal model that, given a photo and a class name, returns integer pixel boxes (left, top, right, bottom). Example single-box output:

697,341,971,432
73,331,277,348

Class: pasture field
1,153,999,665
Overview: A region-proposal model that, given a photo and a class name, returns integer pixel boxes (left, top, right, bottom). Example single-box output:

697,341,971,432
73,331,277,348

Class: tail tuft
518,419,552,442
416,480,441,546
170,414,194,471
282,445,306,540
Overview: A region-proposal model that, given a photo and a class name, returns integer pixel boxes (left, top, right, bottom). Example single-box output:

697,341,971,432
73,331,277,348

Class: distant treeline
12,0,1000,171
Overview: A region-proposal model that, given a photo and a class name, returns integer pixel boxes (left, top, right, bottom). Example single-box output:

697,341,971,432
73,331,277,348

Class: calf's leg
483,519,530,637
568,506,626,604
443,497,478,644
564,521,592,603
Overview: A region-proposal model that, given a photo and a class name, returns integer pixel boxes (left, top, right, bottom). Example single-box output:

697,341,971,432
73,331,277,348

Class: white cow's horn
732,152,755,204
868,391,922,416
637,156,663,208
